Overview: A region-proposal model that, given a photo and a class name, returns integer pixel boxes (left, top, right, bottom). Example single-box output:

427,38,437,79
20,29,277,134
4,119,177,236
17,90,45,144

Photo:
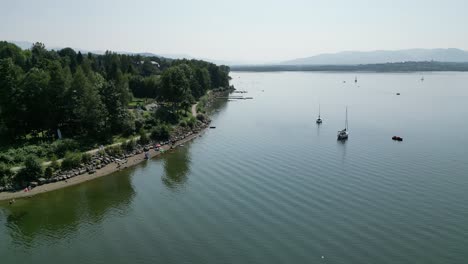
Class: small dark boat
396,93,400,95
210,126,216,129
392,136,403,141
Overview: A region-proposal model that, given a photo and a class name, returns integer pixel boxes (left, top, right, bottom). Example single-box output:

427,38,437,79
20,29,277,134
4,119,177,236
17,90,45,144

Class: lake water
1,72,468,264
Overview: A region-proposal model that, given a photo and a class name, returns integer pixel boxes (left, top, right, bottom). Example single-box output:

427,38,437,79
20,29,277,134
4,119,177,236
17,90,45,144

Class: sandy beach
0,130,206,202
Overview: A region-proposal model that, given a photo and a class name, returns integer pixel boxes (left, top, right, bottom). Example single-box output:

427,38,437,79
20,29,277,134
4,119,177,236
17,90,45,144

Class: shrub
50,155,61,171
138,129,150,145
51,139,80,157
135,118,144,132
0,163,13,184
120,111,136,136
150,124,171,141
121,139,136,153
0,144,52,165
44,166,54,179
61,152,83,170
187,117,196,128
0,152,14,165
154,107,179,124
196,113,206,122
15,155,43,185
22,144,51,159
97,149,106,157
179,120,187,127
106,145,123,157
81,153,92,163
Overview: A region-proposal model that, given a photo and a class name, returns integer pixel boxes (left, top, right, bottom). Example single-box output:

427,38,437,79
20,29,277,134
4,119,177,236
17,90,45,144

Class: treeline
230,61,468,72
0,41,230,143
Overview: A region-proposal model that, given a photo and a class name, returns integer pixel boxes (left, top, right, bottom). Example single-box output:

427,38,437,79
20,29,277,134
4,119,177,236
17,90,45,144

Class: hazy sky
1,0,467,63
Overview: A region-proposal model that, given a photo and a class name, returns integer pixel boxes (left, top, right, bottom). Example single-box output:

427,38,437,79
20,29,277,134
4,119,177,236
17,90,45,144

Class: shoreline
0,128,207,202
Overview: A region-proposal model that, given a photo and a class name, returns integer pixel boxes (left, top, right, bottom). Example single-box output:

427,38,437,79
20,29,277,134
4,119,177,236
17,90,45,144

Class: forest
0,41,230,185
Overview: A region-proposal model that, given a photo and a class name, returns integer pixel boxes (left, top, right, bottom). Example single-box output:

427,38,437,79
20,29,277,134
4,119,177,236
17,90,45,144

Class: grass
128,98,156,108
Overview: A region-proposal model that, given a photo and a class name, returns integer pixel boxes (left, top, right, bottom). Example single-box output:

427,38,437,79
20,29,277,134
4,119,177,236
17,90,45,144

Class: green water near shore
1,72,468,264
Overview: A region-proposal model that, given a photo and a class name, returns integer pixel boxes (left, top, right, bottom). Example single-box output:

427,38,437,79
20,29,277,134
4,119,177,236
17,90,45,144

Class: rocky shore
0,114,212,202
0,86,235,202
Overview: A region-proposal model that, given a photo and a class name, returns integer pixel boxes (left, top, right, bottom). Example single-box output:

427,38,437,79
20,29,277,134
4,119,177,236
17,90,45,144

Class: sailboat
421,76,424,81
355,76,357,83
337,107,349,140
316,105,323,124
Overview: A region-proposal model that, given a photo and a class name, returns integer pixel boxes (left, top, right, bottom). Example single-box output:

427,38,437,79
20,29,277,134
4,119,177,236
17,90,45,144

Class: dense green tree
128,75,144,97
0,58,24,138
160,65,191,107
20,67,50,134
76,51,84,65
46,61,69,133
15,155,43,185
141,60,158,76
138,128,150,145
129,75,160,98
30,42,49,68
0,163,13,186
0,41,230,146
192,67,211,99
58,47,78,71
65,67,107,137
100,70,132,134
0,41,26,66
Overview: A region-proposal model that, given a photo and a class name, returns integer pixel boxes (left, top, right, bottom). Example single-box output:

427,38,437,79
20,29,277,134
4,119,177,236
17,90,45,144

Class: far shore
0,128,207,202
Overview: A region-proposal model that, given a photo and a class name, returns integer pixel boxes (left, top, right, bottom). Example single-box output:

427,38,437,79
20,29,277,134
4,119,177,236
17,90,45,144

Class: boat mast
318,104,321,118
345,106,348,130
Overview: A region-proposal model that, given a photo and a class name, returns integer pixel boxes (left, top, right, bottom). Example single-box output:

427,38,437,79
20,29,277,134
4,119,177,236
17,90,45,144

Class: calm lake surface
1,72,468,264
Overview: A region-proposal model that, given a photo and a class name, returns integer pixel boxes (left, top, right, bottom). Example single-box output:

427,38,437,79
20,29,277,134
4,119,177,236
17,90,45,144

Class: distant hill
9,41,36,50
282,49,468,65
231,61,468,72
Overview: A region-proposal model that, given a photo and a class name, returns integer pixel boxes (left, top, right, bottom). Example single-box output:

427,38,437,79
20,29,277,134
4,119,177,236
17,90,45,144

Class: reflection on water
1,169,135,245
159,97,227,191
338,138,348,164
161,146,191,190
